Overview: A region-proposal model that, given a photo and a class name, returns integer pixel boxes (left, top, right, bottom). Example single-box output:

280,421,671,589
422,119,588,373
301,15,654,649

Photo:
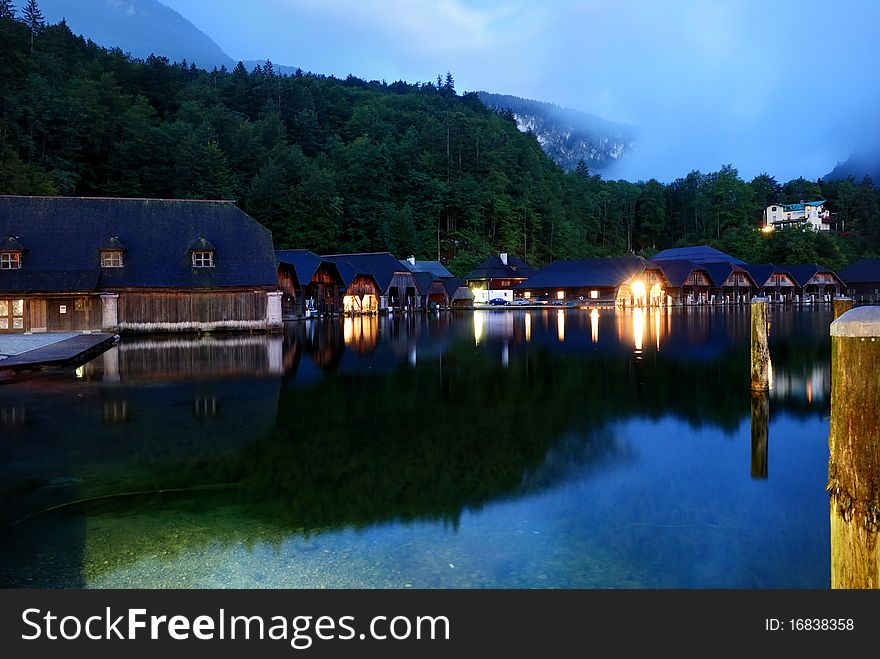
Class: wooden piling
833,296,853,320
828,306,880,588
750,391,768,479
750,297,770,391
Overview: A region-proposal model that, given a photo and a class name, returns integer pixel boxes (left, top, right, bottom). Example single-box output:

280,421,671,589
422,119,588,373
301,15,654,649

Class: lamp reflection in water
473,310,484,345
633,308,645,352
557,309,565,342
524,312,531,342
654,307,662,351
343,316,353,344
590,308,599,343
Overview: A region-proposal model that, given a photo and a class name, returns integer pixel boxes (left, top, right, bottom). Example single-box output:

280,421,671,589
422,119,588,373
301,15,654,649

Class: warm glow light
556,290,565,300
590,308,599,343
557,309,565,342
590,290,599,299
343,317,353,343
654,308,661,351
631,280,646,306
524,291,531,299
474,310,485,345
649,283,663,306
472,287,488,304
633,308,645,352
762,225,775,233
75,366,85,379
343,295,356,313
525,312,531,342
807,380,813,404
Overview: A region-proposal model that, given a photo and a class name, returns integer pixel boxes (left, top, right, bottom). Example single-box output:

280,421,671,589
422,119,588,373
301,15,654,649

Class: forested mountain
2,10,880,274
477,92,634,173
32,0,234,70
825,150,880,185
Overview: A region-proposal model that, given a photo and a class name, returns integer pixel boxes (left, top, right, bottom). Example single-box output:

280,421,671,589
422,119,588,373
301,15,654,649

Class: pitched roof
440,276,470,297
702,262,756,288
654,259,709,288
411,270,437,294
322,252,410,292
400,259,453,278
651,245,747,265
513,256,654,289
777,200,826,211
276,249,322,287
783,263,842,287
98,235,127,251
839,258,880,284
2,235,25,251
743,263,794,287
0,196,278,294
464,254,535,281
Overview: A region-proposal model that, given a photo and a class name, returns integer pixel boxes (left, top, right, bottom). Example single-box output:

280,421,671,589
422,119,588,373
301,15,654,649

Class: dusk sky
161,0,880,182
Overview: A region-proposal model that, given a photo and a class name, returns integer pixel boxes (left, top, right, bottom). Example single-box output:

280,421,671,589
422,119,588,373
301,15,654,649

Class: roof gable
652,245,746,265
514,256,651,289
464,254,536,281
323,252,409,292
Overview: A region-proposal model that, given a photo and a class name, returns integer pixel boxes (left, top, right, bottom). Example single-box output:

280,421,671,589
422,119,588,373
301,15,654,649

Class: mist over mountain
478,92,635,173
825,150,880,183
33,0,234,69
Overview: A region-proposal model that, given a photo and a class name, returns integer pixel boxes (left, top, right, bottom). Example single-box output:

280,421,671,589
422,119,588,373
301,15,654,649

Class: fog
163,0,880,182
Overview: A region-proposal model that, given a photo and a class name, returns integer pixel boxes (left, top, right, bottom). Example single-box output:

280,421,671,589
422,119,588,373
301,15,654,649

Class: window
0,299,24,330
101,251,123,268
524,291,531,299
192,251,214,268
556,290,565,300
1,252,21,269
590,290,599,299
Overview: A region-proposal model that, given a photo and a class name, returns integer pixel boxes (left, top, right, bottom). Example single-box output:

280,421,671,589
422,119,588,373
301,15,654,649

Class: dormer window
101,251,124,268
0,252,21,269
192,251,214,268
189,236,216,268
98,235,126,269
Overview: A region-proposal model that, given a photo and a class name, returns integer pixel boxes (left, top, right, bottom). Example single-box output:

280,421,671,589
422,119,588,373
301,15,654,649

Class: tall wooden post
829,307,880,588
750,391,768,479
833,296,853,320
750,297,770,391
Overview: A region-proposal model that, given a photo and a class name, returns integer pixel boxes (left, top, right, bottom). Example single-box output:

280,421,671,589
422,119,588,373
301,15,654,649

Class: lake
0,306,833,588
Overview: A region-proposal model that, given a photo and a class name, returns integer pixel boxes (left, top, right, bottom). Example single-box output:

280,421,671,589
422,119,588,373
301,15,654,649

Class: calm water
0,307,833,588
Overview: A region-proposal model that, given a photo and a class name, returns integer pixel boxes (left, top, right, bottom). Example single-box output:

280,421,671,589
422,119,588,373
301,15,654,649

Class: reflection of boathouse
0,196,281,334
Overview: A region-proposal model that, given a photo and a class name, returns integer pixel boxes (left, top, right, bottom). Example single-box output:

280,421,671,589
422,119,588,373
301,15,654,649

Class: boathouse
323,252,419,311
652,245,747,265
839,258,880,301
401,257,452,309
276,250,345,319
441,277,474,308
654,260,713,304
785,264,845,301
744,264,798,302
331,259,381,314
702,262,757,303
514,257,669,306
0,196,281,334
464,252,535,303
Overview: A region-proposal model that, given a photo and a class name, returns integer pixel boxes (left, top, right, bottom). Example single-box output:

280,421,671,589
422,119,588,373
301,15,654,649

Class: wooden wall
119,291,268,327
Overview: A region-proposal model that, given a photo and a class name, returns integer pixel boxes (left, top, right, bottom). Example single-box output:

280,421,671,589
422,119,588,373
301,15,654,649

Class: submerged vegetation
2,10,879,273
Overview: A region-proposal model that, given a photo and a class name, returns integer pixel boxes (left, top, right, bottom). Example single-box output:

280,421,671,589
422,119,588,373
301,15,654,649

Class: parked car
550,299,566,306
511,298,531,306
489,297,509,306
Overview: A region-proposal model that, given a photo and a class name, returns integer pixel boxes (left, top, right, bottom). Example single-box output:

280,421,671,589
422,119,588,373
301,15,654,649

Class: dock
0,333,118,380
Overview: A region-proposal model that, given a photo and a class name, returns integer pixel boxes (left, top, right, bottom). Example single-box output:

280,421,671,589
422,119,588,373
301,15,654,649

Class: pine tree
23,0,44,54
0,0,15,19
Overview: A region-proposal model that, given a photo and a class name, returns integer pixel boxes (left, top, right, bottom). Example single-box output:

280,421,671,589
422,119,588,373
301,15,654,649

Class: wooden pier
0,333,118,380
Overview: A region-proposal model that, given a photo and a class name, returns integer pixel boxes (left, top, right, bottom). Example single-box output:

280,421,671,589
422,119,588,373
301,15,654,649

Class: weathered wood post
750,391,768,479
828,306,880,588
833,296,853,320
750,297,770,391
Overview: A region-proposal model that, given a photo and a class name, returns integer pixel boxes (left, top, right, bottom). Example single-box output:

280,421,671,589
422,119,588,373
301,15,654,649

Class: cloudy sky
161,0,880,182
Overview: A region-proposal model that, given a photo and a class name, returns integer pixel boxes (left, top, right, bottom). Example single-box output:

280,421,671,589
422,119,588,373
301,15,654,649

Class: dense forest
2,7,880,274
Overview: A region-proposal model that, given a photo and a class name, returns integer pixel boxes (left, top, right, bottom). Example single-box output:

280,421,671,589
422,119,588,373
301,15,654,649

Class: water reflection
0,307,835,588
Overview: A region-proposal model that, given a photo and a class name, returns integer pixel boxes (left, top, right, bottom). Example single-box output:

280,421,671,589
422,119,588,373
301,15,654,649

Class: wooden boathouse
276,249,345,319
323,252,419,311
0,196,281,333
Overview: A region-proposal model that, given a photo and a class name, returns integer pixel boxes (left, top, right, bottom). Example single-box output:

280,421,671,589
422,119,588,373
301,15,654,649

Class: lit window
556,290,565,300
0,252,21,269
590,290,599,299
192,251,214,268
101,251,123,268
524,291,531,299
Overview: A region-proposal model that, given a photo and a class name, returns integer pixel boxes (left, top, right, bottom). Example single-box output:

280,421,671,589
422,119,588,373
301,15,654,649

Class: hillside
33,0,234,69
477,92,635,173
825,150,880,184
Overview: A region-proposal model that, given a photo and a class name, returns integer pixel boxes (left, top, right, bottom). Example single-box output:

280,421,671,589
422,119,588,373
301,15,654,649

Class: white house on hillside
763,200,832,231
